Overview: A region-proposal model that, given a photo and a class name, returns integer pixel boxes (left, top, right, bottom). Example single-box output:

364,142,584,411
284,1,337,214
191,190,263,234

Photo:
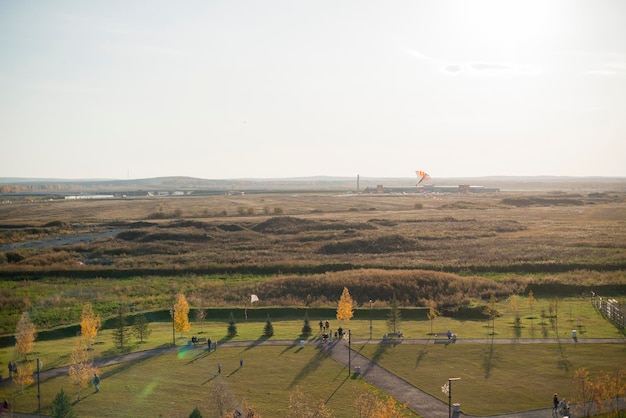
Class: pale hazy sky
1,1,625,180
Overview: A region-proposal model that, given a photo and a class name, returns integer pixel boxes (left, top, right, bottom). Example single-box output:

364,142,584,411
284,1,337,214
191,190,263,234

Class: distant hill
1,175,625,195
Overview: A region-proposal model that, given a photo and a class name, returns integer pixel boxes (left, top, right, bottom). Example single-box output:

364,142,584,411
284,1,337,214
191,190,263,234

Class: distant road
0,229,122,252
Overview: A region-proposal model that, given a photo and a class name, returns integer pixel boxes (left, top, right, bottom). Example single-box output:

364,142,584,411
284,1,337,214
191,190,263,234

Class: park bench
189,337,207,346
382,332,404,341
434,332,457,344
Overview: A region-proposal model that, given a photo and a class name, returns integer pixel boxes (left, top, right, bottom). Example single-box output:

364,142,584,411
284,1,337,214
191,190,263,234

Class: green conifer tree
112,304,129,349
387,294,402,336
51,388,77,418
264,314,274,337
301,311,312,337
227,312,237,337
189,406,203,418
133,314,151,343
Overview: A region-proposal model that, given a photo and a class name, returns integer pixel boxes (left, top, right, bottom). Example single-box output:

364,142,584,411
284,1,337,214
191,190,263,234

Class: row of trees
336,286,404,337
184,383,406,418
573,368,626,417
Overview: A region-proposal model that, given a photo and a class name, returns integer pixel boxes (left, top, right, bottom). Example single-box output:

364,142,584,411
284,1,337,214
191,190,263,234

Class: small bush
6,252,25,263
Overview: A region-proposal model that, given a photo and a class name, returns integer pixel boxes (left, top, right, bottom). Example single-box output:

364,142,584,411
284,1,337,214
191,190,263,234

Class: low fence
591,291,624,329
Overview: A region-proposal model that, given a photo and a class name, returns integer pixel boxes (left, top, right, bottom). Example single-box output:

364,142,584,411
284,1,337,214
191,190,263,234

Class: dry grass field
0,178,625,417
1,178,625,334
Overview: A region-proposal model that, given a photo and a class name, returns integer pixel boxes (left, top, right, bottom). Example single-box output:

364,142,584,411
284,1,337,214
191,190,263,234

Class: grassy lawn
1,297,621,373
0,299,623,417
1,345,418,418
355,343,626,416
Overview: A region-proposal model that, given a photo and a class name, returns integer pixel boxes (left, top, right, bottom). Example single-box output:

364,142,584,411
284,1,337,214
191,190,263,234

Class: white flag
251,294,259,303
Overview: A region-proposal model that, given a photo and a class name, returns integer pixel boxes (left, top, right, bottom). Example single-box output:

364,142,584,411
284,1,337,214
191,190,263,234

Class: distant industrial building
365,184,500,194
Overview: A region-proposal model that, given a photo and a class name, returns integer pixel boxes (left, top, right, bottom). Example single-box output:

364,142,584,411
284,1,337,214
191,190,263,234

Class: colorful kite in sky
416,170,432,185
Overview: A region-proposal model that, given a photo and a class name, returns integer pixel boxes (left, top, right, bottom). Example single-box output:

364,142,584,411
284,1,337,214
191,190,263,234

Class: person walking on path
553,393,559,411
93,373,100,393
208,338,212,352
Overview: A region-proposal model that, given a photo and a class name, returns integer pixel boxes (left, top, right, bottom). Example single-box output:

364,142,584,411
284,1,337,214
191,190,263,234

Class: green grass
0,301,623,417
2,297,621,371
1,345,418,418
355,343,626,416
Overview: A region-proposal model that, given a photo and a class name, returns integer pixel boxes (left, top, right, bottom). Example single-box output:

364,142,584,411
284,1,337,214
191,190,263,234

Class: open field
2,343,624,417
1,343,418,418
0,181,625,416
0,312,624,417
1,187,625,332
1,188,626,274
1,297,622,369
356,342,626,416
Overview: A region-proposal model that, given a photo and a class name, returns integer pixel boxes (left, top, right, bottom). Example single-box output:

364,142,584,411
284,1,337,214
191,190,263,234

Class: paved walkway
2,337,624,417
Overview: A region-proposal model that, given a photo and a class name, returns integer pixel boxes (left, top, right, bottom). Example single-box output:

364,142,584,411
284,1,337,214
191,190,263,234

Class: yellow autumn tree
68,338,97,401
173,293,190,337
354,393,404,418
15,312,37,362
289,386,334,418
13,362,34,394
336,287,354,322
80,302,101,350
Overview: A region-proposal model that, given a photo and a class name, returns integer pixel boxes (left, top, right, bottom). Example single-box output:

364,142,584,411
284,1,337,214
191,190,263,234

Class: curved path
2,337,624,417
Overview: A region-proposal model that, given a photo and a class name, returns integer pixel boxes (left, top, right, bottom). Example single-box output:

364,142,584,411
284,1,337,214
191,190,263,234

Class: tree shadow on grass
201,374,219,385
72,389,98,404
555,325,573,373
227,367,241,378
96,355,153,383
288,346,329,389
325,375,350,404
101,344,135,357
481,334,496,379
280,339,304,355
359,341,394,376
186,350,209,365
369,340,394,365
414,337,431,368
242,336,272,352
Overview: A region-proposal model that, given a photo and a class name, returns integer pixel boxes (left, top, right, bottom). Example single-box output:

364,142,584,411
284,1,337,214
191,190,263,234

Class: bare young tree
387,294,402,336
133,314,151,343
483,295,499,335
195,308,206,334
427,300,439,336
210,381,238,417
288,386,333,418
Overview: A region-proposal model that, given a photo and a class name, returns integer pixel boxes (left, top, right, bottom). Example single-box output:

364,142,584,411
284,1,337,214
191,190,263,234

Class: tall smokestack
357,174,360,192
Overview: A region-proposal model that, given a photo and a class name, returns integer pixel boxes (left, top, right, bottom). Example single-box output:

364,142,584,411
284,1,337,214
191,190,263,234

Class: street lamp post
369,299,373,339
448,377,461,418
169,307,176,346
37,358,41,416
